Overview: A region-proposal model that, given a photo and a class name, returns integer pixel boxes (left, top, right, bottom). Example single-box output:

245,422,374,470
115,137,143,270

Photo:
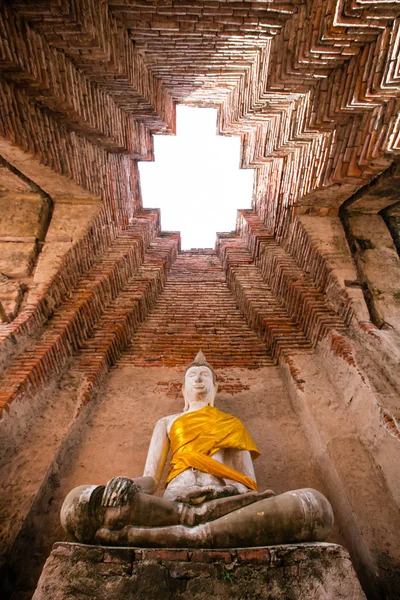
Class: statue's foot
96,523,209,548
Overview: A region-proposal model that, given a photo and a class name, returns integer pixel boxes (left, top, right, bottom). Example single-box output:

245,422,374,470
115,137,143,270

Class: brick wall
217,211,347,360
0,211,176,418
120,251,273,369
0,4,400,598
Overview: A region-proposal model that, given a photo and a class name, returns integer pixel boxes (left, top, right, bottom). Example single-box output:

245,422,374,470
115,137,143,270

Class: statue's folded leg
94,488,334,548
61,485,275,543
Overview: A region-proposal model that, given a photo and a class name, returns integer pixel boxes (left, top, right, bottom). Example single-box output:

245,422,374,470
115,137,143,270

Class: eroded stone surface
347,215,400,331
0,274,23,320
0,241,37,278
0,194,49,240
33,542,366,600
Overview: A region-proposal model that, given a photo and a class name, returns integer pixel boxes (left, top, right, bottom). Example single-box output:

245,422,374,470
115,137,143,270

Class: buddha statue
61,352,334,548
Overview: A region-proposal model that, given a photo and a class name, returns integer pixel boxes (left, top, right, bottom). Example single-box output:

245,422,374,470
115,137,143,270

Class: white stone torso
144,410,255,501
162,412,228,500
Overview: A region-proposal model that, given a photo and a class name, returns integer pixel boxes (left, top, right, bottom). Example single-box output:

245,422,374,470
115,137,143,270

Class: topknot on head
184,350,216,384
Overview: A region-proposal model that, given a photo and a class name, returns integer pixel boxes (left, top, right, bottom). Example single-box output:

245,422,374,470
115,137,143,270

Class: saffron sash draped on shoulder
166,406,260,491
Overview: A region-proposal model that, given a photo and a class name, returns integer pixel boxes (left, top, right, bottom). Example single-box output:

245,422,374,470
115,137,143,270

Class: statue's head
182,351,217,411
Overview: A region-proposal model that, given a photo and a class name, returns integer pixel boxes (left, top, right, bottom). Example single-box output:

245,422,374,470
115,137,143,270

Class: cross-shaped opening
139,105,254,249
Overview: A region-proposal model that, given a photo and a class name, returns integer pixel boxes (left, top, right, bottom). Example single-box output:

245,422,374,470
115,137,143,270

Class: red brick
236,548,271,563
190,549,233,563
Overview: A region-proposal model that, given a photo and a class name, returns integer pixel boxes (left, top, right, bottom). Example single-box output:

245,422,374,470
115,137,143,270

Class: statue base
33,542,366,600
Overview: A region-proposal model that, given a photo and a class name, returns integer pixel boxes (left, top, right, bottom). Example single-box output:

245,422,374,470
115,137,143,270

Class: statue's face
183,366,217,409
185,366,214,394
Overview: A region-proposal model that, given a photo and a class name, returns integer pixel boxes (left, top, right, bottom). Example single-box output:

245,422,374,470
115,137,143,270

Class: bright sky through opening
139,105,254,250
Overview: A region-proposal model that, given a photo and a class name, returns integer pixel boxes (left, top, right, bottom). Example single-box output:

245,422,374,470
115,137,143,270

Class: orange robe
166,405,260,491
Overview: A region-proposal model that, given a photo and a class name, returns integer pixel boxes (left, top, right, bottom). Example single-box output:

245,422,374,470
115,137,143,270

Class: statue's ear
182,384,189,411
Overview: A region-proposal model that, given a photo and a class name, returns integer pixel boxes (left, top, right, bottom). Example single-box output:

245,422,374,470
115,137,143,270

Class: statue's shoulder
154,413,183,430
168,412,185,429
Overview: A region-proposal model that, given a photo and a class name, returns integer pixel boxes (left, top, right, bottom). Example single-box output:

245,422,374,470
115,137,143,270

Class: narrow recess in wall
139,105,254,250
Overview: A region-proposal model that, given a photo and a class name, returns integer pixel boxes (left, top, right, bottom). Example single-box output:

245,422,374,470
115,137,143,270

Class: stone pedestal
33,542,366,600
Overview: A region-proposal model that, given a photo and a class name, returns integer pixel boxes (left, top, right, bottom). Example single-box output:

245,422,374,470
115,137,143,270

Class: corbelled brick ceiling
2,0,399,225
1,5,400,599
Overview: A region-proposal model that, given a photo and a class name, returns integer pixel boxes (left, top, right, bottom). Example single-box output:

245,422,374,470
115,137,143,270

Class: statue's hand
175,485,240,505
101,476,138,507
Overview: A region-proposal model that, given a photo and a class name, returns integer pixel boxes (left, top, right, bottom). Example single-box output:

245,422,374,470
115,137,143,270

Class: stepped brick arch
0,2,400,600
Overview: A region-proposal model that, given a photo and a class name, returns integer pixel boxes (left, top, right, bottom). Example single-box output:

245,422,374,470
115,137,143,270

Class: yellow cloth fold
166,405,260,491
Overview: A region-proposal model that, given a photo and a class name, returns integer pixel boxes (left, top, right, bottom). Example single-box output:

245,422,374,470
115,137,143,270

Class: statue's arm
238,449,257,481
226,449,257,493
142,417,170,491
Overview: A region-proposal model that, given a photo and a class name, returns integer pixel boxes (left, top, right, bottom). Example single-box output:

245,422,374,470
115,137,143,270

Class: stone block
0,274,23,320
0,241,37,278
26,241,72,307
348,215,400,330
0,193,50,239
33,542,366,600
0,163,33,194
32,242,72,285
45,203,100,242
